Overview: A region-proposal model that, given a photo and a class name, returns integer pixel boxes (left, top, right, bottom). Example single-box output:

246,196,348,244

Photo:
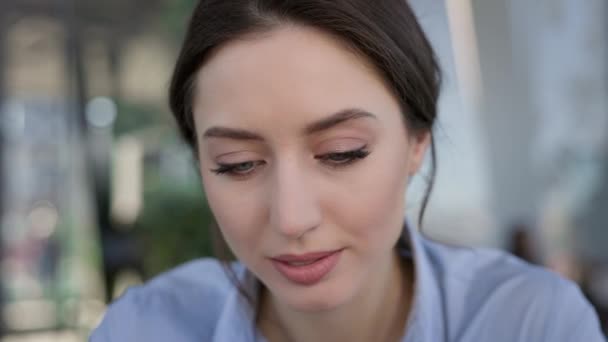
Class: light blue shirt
91,224,605,341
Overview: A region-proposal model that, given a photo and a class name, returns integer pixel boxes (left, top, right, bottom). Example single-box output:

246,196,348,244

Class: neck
258,249,414,342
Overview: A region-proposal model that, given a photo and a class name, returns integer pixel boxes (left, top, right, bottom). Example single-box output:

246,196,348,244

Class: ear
407,131,431,176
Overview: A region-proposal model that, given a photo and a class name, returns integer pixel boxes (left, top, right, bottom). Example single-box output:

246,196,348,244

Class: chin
273,275,355,313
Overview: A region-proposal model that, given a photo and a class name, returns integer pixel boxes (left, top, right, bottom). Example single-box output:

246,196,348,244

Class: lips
270,249,343,286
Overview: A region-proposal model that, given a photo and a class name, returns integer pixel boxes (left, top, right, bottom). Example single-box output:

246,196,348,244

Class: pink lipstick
271,249,342,286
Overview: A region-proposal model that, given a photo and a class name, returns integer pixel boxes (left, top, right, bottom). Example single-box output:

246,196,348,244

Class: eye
211,161,265,177
316,147,370,168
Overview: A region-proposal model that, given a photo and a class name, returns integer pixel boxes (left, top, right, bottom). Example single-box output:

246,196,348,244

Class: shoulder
423,238,558,291
422,239,604,341
90,258,243,342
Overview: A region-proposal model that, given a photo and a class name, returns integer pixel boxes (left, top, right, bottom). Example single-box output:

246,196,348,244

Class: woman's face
193,25,428,312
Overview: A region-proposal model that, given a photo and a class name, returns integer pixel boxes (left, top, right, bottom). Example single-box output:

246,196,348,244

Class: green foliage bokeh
111,0,216,278
136,172,216,277
113,100,216,278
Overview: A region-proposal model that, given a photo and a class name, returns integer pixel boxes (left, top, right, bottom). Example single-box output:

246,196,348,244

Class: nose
269,157,321,240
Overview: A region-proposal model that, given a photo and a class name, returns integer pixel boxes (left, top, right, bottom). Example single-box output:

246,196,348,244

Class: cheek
200,172,266,257
320,146,409,249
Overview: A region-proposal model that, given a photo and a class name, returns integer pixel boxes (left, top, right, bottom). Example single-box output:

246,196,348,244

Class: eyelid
315,138,367,154
213,151,262,164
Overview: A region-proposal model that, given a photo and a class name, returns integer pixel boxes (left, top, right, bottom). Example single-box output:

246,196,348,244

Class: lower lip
271,250,342,286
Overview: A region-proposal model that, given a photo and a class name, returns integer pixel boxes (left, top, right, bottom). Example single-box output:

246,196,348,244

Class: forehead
193,24,400,132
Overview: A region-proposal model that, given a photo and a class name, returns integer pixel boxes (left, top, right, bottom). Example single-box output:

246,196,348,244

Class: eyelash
315,147,370,167
211,161,264,177
210,146,370,177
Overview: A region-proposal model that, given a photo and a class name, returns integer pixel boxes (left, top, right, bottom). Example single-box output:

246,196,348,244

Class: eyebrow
202,108,376,141
203,126,264,141
304,108,377,135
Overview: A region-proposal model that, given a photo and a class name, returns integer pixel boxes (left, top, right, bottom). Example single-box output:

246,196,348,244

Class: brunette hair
169,0,441,306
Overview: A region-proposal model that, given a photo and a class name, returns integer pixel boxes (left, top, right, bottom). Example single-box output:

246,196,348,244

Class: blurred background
0,0,605,340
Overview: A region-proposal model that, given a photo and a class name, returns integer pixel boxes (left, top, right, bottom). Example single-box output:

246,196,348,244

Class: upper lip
272,249,342,262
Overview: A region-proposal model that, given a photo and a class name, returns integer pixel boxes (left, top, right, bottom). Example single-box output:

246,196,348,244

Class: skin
192,24,429,342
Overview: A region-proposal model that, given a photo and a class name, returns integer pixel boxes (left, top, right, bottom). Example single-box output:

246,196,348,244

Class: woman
91,1,605,341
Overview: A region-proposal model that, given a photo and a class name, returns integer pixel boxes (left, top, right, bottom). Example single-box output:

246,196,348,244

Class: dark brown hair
169,0,441,307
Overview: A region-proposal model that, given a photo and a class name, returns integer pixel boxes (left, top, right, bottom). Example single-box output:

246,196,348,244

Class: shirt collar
212,221,446,342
